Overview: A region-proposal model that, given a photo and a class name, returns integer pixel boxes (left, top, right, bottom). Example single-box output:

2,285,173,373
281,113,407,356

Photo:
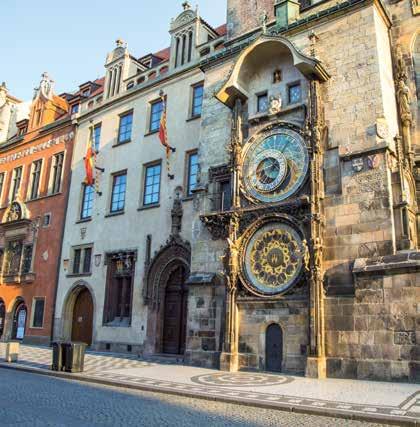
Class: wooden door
0,301,5,339
71,288,93,345
162,266,187,355
266,324,283,372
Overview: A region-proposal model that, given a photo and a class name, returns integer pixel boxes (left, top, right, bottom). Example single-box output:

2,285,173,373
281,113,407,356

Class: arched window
175,37,180,67
181,34,187,65
188,31,193,62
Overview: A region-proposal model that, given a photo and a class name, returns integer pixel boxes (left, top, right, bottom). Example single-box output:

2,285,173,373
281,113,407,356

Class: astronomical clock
235,125,311,298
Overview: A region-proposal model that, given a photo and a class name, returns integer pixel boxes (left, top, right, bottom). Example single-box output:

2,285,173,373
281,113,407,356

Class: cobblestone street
0,369,387,427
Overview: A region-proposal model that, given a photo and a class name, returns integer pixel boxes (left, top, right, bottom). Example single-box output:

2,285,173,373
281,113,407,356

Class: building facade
0,74,74,344
50,0,419,383
53,4,226,353
186,0,420,382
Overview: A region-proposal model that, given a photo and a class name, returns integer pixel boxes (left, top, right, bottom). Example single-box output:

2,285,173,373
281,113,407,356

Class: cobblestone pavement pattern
0,369,387,427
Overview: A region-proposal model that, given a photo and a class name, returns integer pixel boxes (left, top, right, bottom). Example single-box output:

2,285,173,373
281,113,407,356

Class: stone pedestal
5,341,20,363
220,352,239,372
305,356,326,379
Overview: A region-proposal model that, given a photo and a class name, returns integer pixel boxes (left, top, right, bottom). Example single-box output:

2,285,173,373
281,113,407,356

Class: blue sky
1,0,227,100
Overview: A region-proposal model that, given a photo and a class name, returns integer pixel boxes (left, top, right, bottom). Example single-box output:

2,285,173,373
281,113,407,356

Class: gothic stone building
0,74,74,344
185,0,419,383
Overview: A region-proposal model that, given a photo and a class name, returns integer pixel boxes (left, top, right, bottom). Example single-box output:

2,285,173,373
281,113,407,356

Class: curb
1,363,418,426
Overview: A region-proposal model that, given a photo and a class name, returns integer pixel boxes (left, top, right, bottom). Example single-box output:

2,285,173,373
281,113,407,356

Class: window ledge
138,203,160,211
105,211,125,218
66,272,92,278
76,218,92,224
2,272,35,284
25,192,63,203
186,115,201,122
103,324,132,328
144,130,159,137
112,139,132,148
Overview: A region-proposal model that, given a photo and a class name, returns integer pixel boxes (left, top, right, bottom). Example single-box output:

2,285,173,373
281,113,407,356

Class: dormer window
71,104,79,114
82,89,90,97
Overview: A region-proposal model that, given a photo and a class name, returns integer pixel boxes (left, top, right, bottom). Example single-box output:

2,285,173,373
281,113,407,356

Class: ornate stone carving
268,95,282,115
200,212,231,240
171,188,183,237
33,72,54,100
352,157,364,173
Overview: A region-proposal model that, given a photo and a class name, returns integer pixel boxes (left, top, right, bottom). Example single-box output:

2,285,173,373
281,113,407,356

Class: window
149,100,163,133
42,213,51,227
93,124,101,152
219,180,232,211
143,163,161,206
51,152,64,194
0,173,5,204
103,252,135,326
257,92,269,113
82,89,90,97
71,104,79,114
4,240,23,275
0,248,4,275
81,185,94,219
72,249,81,274
192,84,204,118
31,298,45,328
110,172,127,213
288,83,302,104
11,167,23,201
71,246,92,275
118,111,133,144
29,160,42,200
21,245,33,274
187,152,199,196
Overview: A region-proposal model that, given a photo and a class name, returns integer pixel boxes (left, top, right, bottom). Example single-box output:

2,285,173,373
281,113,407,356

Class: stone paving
0,369,386,427
1,344,419,425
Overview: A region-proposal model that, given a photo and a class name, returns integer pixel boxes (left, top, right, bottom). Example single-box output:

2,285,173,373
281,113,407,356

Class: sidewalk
1,343,419,426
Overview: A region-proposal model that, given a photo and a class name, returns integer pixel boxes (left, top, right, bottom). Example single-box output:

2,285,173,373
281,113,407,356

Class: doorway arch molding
61,280,96,342
144,237,191,354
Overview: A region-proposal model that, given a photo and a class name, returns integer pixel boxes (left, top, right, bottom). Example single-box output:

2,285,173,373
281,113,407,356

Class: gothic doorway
12,302,27,340
162,264,188,355
265,323,283,372
71,288,93,345
0,299,5,339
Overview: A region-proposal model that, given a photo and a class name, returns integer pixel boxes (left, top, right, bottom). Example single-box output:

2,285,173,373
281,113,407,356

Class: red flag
158,96,171,156
84,126,96,186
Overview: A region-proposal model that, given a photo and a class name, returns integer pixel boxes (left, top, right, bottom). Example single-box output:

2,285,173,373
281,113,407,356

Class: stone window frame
189,82,204,119
9,165,24,202
30,296,45,329
184,150,199,198
256,91,269,114
208,164,232,212
68,243,94,277
27,158,44,201
140,159,162,208
48,151,66,195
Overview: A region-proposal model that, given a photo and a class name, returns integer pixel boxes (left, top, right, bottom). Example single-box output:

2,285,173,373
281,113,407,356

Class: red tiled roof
215,24,227,36
153,47,171,61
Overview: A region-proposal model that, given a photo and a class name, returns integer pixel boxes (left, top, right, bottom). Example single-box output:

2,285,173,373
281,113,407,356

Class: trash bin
51,342,63,371
5,341,20,362
62,342,87,373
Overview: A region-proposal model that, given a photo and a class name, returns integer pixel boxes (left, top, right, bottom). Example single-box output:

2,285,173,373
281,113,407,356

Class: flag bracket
95,166,105,173
168,174,175,180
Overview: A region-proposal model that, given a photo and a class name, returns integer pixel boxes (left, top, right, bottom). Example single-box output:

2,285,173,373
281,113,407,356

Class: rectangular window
21,245,33,274
51,152,64,194
0,248,4,275
150,100,163,133
257,93,268,113
192,84,204,117
288,83,302,104
30,160,42,200
187,152,199,196
110,172,127,213
73,249,81,274
94,123,101,152
103,252,135,326
118,112,133,144
4,240,23,275
32,298,45,328
11,167,23,201
71,104,79,114
220,180,232,212
0,173,5,204
83,247,92,274
143,163,161,206
80,185,94,219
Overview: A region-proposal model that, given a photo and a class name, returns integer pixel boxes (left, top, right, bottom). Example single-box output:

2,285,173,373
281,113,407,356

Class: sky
1,0,227,100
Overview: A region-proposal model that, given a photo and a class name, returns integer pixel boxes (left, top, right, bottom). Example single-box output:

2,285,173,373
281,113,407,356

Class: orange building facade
0,74,75,344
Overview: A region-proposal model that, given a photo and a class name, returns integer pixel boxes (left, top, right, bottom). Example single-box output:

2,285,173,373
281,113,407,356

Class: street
0,369,386,427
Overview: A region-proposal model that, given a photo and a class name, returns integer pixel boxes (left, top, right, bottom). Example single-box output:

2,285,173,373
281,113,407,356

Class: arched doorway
162,264,188,355
12,301,27,340
71,288,93,345
0,299,5,339
265,324,283,372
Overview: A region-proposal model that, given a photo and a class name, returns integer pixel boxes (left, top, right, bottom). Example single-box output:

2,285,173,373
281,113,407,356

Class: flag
84,125,96,187
158,93,175,179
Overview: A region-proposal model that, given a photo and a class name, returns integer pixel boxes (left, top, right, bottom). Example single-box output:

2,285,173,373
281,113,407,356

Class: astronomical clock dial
242,221,304,296
242,129,309,203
